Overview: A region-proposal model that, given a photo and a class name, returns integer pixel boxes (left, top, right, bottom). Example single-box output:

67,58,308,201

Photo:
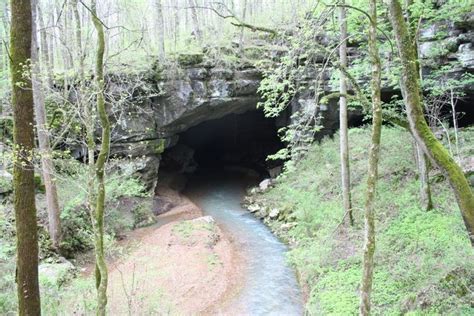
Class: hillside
248,127,474,314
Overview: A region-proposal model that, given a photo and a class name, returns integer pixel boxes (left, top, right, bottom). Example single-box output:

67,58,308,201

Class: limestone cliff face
105,13,474,189
106,57,264,189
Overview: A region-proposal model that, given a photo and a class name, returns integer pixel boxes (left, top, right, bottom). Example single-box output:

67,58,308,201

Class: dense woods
0,0,473,314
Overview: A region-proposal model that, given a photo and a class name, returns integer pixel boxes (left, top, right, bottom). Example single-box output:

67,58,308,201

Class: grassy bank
252,127,474,315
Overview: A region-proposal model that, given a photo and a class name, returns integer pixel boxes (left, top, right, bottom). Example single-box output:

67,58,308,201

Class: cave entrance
160,110,284,177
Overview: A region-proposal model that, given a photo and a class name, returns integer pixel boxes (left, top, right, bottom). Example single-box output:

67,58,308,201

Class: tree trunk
10,0,41,314
360,0,382,314
173,2,180,51
71,0,84,79
415,142,434,211
239,0,247,56
404,0,434,211
37,3,52,87
154,0,165,60
187,0,202,43
338,0,353,226
388,0,474,246
31,0,62,250
91,1,110,314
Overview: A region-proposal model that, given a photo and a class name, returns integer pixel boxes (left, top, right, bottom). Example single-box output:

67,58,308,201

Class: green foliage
0,204,16,314
257,127,474,315
407,0,473,25
57,161,148,257
0,176,12,194
0,156,153,313
177,53,204,66
40,276,97,315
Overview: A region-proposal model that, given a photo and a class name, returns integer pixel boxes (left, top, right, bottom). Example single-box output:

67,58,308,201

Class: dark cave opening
160,110,284,177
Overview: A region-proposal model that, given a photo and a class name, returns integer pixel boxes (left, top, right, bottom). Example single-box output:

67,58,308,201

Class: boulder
259,178,272,191
269,208,280,219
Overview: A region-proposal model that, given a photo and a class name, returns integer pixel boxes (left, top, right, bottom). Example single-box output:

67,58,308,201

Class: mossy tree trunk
360,0,382,314
338,0,353,226
10,0,41,314
404,0,433,211
91,1,110,314
388,0,474,246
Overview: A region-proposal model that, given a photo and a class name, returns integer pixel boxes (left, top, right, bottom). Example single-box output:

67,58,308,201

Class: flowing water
185,169,304,315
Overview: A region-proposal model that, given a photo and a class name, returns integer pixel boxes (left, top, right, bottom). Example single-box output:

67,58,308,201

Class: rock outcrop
104,13,474,190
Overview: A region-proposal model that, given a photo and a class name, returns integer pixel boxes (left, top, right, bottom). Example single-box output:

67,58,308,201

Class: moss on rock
177,53,204,66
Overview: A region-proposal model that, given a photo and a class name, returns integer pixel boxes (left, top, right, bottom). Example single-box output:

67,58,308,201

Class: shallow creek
185,169,304,315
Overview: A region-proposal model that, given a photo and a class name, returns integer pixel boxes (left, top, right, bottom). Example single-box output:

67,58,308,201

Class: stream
185,168,304,315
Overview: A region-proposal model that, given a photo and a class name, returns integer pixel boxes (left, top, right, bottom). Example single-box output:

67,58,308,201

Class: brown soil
104,186,245,314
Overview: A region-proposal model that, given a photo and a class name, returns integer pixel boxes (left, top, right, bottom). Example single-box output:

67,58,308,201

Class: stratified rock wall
104,13,474,189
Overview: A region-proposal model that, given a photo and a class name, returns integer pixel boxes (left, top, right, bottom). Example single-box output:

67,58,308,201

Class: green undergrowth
256,127,474,315
0,158,153,314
